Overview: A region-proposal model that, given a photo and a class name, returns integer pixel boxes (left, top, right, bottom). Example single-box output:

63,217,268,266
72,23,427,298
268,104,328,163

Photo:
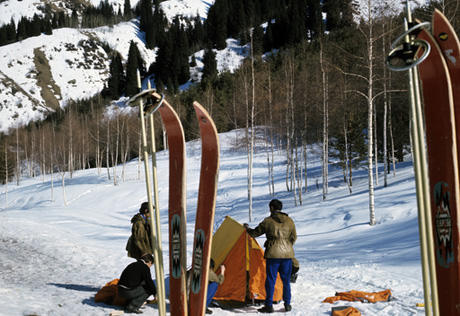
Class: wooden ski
153,92,188,316
417,26,460,315
188,102,220,316
432,10,460,315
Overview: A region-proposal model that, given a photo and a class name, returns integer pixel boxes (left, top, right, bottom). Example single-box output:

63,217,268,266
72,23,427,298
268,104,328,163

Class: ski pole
136,70,166,316
385,2,439,315
147,81,167,316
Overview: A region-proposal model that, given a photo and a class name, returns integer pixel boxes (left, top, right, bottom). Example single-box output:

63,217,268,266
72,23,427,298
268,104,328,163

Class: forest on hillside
0,0,456,205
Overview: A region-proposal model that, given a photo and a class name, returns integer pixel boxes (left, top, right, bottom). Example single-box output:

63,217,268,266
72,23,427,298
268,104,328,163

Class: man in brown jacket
126,202,152,259
246,199,297,313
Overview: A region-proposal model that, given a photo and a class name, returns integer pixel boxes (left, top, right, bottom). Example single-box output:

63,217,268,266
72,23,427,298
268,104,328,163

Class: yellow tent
211,216,283,303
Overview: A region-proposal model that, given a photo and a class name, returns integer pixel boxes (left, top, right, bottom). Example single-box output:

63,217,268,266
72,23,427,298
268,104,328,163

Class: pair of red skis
416,10,460,316
128,90,220,316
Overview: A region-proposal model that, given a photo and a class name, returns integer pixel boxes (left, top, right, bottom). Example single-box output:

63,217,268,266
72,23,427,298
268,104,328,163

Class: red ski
154,92,188,316
417,27,460,315
433,9,460,155
188,101,220,316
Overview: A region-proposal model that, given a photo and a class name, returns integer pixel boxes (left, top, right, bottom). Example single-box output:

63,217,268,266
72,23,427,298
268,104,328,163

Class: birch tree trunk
106,120,111,180
68,107,74,179
269,70,275,196
344,122,352,194
16,127,20,186
4,141,8,208
389,98,397,177
287,55,298,206
248,31,256,222
320,41,329,201
374,103,378,186
367,0,376,226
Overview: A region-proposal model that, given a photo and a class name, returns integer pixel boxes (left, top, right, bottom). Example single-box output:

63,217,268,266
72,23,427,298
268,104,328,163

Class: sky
0,128,430,315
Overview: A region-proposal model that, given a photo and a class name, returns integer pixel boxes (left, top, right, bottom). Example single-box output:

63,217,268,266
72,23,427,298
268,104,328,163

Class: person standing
118,253,157,314
126,202,152,259
245,199,297,313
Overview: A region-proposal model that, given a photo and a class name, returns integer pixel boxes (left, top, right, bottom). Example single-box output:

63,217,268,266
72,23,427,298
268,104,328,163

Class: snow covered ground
0,129,428,315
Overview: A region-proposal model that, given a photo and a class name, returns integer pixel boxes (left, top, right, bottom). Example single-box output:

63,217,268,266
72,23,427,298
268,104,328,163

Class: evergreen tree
31,14,42,37
43,19,53,35
107,52,124,99
206,0,228,49
139,0,153,31
323,0,341,32
340,0,356,28
153,32,173,88
190,14,205,51
177,24,191,85
227,0,245,39
252,25,264,55
306,0,323,38
16,17,27,41
124,0,132,20
190,55,197,67
263,21,274,52
0,26,7,46
201,48,218,86
71,8,79,28
286,0,307,44
6,18,16,42
125,41,141,97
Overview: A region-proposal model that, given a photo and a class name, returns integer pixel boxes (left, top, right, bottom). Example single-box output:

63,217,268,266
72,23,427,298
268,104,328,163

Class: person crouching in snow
245,199,297,313
126,202,152,259
118,253,157,314
206,258,226,314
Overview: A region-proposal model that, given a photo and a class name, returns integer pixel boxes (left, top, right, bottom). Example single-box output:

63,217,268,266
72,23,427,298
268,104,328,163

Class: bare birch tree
320,40,329,201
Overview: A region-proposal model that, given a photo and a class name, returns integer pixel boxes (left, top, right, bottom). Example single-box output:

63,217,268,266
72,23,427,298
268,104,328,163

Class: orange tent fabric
323,289,392,304
332,306,362,316
95,279,127,306
211,216,283,302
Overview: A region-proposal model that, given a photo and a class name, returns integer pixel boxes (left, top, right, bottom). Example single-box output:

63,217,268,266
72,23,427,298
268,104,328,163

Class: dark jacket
247,211,297,259
118,260,157,296
126,214,152,259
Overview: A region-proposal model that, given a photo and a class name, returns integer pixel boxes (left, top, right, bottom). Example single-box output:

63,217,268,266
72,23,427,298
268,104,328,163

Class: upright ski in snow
188,101,220,316
417,27,460,315
428,11,460,315
152,92,189,316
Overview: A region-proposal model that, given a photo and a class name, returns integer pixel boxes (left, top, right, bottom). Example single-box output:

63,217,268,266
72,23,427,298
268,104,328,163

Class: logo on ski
434,182,454,268
439,32,449,41
171,214,182,279
191,229,205,294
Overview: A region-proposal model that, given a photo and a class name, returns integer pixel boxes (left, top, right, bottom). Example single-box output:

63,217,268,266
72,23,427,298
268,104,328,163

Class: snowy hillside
0,129,428,315
0,0,250,134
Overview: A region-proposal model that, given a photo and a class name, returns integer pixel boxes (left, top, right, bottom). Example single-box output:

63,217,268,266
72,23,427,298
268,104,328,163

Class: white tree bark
320,41,329,201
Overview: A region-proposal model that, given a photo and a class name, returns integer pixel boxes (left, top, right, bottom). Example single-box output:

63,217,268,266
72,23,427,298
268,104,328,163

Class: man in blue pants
245,199,297,313
205,258,226,314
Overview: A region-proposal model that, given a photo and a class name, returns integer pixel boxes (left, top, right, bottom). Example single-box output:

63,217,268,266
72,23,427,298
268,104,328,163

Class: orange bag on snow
323,289,392,304
95,279,127,306
332,306,362,316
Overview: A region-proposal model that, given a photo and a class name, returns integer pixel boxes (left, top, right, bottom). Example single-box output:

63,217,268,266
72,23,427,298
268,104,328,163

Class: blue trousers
265,258,292,306
206,282,219,307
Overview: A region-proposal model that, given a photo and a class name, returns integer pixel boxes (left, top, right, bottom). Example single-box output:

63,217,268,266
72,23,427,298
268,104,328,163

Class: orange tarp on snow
95,279,127,306
211,216,283,302
323,289,392,304
332,306,362,316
